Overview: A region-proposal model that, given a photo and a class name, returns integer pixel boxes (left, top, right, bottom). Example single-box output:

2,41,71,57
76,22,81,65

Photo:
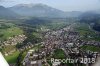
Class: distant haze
0,0,100,12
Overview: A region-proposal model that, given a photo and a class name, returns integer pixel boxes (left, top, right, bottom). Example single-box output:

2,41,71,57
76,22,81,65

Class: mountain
0,6,19,19
9,4,67,18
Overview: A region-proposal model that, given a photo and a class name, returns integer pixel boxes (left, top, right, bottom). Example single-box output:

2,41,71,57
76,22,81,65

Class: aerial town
22,24,100,66
0,0,100,66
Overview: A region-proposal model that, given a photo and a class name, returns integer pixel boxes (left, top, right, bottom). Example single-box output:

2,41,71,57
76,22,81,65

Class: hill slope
9,4,67,18
0,6,18,19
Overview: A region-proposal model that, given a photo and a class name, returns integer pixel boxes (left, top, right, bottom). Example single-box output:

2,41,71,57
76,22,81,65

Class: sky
0,0,100,12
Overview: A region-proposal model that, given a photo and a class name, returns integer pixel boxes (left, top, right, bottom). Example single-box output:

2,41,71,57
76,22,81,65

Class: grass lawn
53,49,66,59
4,51,20,63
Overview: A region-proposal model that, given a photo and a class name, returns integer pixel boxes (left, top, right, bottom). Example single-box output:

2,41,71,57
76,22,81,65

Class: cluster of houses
22,45,49,66
0,34,27,56
3,34,27,45
22,24,100,66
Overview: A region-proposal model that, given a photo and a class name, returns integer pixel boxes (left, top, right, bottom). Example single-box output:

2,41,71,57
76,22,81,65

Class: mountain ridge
9,3,67,18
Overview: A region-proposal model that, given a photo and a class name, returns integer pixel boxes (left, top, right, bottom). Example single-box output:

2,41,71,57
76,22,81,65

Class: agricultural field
0,27,23,40
75,23,95,36
46,21,68,30
81,45,100,52
0,21,24,41
75,23,100,41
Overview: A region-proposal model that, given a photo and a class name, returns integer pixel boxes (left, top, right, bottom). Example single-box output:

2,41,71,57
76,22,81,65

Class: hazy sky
0,0,100,12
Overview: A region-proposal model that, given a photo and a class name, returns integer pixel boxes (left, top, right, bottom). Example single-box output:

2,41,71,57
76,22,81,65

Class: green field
53,49,66,59
33,32,42,38
4,51,20,63
75,23,100,41
0,27,23,40
76,23,94,35
47,22,67,30
0,22,24,63
81,45,100,52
